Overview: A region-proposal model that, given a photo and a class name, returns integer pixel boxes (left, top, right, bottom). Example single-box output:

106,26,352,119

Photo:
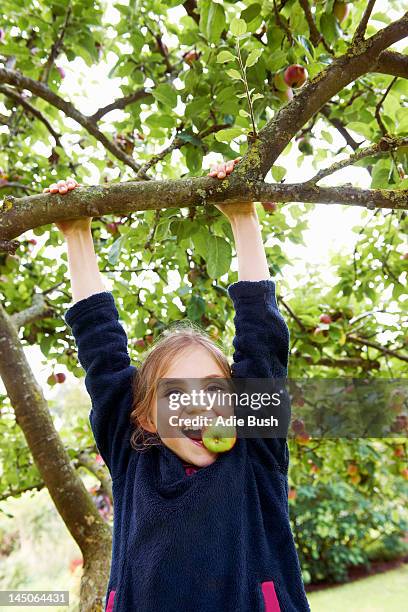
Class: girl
46,159,310,611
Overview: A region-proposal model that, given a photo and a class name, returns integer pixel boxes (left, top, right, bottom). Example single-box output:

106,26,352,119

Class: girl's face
144,345,228,467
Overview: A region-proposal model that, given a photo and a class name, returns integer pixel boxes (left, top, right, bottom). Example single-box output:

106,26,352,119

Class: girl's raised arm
46,178,136,479
208,160,290,472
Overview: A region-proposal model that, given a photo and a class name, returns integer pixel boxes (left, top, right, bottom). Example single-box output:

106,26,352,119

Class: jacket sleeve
64,291,137,480
227,279,291,474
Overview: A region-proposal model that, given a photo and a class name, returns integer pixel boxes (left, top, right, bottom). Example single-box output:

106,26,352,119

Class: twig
40,4,72,84
352,0,377,45
375,77,398,135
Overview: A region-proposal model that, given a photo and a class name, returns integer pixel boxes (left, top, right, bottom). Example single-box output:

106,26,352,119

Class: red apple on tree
262,202,278,213
183,50,200,66
347,463,358,475
202,422,237,453
284,64,308,88
319,313,332,324
55,372,66,383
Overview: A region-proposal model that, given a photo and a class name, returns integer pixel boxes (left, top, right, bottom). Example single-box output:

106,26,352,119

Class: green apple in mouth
201,423,237,453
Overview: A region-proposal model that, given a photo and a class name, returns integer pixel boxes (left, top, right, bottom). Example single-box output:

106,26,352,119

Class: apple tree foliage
0,0,407,585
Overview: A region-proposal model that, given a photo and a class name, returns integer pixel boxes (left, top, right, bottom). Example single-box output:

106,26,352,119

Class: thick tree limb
0,68,143,173
374,50,408,79
236,11,408,180
1,178,406,248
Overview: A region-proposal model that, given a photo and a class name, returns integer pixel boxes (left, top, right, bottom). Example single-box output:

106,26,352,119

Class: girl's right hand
43,178,92,236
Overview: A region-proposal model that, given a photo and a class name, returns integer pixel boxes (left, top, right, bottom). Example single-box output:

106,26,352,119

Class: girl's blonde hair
130,320,231,451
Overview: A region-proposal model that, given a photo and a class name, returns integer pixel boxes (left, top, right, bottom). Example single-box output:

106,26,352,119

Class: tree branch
90,88,151,122
40,4,72,84
0,69,143,173
183,0,199,24
320,105,362,150
298,0,332,53
306,135,408,184
374,50,408,79
1,178,407,249
236,11,408,180
0,181,37,193
0,84,62,145
375,77,398,135
352,0,377,45
10,293,54,329
347,334,408,363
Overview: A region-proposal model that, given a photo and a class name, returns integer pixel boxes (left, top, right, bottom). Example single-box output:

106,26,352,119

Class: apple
288,488,297,500
291,418,305,434
183,50,200,66
333,1,350,24
55,372,66,383
319,313,332,324
350,473,361,485
106,222,120,235
202,423,237,453
298,137,313,155
284,64,308,88
134,339,146,350
295,432,310,445
145,334,154,345
273,71,290,93
262,202,278,213
27,238,37,246
393,446,404,458
347,463,358,475
310,463,319,474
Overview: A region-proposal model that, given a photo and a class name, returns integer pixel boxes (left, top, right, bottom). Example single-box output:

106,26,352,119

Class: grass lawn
306,564,408,611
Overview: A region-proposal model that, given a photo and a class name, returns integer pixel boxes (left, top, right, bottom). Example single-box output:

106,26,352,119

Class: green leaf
217,50,236,63
226,68,243,80
214,128,244,142
230,17,247,37
239,109,250,117
251,93,264,102
200,0,226,43
319,13,342,43
152,84,178,109
108,235,127,265
272,165,287,182
245,48,263,68
241,3,262,23
206,236,232,278
321,130,333,144
187,295,206,320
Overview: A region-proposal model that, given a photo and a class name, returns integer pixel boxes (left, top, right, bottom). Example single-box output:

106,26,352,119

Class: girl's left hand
207,157,256,220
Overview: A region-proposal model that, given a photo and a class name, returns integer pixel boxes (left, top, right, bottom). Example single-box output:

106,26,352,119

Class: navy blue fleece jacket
64,280,310,612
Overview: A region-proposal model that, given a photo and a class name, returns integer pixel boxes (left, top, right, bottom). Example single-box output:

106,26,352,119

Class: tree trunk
0,302,112,611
